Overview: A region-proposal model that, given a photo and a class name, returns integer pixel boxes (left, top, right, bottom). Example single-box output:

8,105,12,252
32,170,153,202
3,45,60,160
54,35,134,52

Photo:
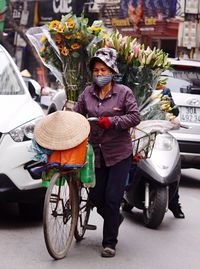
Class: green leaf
72,52,80,58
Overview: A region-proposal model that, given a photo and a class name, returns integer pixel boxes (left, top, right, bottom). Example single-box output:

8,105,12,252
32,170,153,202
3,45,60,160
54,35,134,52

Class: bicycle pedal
85,224,97,230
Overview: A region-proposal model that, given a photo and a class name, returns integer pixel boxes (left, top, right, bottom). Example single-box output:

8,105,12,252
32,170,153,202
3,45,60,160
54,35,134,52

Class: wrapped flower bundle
27,13,176,122
27,14,104,101
102,30,170,108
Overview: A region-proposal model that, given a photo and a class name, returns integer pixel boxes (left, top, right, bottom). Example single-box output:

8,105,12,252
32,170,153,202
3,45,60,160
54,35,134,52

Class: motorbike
122,120,181,229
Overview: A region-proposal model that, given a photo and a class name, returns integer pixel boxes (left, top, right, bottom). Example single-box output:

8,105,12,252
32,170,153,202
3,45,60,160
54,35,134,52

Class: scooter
122,120,181,229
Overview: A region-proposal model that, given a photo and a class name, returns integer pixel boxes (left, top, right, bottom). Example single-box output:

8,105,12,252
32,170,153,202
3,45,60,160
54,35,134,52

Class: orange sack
48,139,87,166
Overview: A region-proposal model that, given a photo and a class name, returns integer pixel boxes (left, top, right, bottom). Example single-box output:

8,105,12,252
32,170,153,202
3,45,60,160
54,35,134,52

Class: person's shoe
101,247,116,258
169,203,185,218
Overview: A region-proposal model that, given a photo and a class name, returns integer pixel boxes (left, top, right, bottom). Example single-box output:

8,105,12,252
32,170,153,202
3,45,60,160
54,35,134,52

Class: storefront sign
144,17,157,25
52,0,72,14
38,0,87,25
111,17,130,27
4,0,88,29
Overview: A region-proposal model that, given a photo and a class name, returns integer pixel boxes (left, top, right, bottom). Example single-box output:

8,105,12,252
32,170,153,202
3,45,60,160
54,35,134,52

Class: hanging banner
176,0,185,17
142,0,177,19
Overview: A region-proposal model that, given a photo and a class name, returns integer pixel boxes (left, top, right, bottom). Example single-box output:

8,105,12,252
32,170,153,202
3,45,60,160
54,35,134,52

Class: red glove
97,117,111,129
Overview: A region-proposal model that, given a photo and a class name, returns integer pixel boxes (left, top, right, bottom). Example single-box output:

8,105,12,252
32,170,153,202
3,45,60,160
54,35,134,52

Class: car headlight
9,117,42,142
154,133,173,151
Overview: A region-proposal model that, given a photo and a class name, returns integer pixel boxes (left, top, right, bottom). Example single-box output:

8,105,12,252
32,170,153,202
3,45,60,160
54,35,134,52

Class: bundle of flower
100,30,170,108
27,13,177,123
26,14,104,101
140,87,179,124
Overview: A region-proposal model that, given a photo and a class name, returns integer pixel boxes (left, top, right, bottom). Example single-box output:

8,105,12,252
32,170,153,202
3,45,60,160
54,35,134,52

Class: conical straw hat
34,111,90,150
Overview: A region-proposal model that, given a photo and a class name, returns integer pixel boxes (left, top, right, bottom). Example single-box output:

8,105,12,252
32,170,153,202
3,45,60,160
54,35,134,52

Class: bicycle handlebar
87,117,98,122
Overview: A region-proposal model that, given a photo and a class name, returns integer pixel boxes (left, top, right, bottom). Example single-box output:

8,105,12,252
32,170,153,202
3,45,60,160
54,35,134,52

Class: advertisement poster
120,0,177,19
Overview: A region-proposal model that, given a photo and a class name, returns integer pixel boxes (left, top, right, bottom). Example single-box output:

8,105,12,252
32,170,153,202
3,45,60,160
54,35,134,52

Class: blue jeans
89,154,132,249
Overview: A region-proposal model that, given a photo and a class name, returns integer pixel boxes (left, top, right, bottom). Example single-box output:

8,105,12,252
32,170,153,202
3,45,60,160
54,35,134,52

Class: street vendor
73,47,141,258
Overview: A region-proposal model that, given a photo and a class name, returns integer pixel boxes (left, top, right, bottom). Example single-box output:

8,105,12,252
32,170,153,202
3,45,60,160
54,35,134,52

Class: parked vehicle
47,88,67,114
161,58,200,169
122,120,181,229
0,45,45,217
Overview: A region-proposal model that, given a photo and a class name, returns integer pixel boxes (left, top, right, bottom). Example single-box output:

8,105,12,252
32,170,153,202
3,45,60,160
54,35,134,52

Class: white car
0,45,45,216
163,59,200,169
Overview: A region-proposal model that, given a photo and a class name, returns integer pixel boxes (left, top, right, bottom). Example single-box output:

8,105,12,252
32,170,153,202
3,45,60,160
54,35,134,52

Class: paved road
0,169,200,269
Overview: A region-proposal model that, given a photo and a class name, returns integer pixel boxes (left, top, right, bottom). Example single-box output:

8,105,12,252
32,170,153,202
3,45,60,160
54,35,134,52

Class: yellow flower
61,47,69,56
56,23,65,33
49,20,59,30
76,32,81,39
67,19,75,29
57,44,64,51
88,27,101,34
65,34,72,39
40,45,46,53
40,35,46,43
71,43,80,50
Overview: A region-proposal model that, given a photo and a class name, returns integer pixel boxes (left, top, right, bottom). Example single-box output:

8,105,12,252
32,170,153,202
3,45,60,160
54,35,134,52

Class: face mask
93,74,113,87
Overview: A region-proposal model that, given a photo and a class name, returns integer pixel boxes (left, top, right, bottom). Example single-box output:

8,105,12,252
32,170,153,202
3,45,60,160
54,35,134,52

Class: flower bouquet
98,30,178,123
100,30,170,109
27,13,177,123
26,14,104,101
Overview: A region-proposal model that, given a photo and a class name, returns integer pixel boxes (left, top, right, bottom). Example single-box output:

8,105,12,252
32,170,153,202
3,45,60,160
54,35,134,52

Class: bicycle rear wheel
74,185,91,241
43,172,78,259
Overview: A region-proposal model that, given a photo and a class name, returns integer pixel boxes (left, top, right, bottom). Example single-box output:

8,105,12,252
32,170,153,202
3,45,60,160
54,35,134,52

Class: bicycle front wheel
43,172,78,259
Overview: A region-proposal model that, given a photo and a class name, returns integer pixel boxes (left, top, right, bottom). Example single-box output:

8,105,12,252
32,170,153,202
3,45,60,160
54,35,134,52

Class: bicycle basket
132,130,157,160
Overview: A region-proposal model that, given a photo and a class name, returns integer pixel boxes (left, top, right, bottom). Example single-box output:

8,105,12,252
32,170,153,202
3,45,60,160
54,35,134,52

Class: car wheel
18,201,44,220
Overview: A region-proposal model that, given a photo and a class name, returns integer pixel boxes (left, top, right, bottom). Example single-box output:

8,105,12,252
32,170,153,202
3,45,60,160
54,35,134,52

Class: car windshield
170,65,200,83
0,50,24,95
164,77,191,93
163,59,200,86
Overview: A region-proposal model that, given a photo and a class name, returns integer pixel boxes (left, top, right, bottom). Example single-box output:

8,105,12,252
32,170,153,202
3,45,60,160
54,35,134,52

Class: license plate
180,106,200,123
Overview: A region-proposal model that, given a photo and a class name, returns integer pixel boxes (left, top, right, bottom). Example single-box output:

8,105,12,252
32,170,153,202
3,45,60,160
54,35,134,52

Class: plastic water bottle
80,143,95,188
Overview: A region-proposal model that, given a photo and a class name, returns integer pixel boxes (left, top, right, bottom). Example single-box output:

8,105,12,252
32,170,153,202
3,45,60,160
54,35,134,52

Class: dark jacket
74,83,140,167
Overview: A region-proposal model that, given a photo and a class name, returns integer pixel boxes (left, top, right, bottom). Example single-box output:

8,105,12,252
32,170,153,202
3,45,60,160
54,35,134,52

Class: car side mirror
28,81,40,102
28,81,37,97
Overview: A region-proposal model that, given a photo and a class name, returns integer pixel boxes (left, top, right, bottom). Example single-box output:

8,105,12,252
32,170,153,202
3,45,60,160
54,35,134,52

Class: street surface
0,169,200,269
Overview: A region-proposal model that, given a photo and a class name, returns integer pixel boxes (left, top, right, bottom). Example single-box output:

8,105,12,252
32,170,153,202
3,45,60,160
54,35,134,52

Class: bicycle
42,164,94,260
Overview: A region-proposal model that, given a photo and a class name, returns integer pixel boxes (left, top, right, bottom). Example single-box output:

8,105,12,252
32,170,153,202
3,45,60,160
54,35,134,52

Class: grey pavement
0,169,200,269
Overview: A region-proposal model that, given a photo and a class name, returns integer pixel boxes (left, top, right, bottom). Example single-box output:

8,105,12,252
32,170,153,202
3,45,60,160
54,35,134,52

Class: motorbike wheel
143,185,167,229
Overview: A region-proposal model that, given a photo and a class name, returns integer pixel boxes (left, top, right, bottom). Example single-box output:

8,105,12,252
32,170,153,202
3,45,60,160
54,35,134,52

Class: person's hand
97,117,111,129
